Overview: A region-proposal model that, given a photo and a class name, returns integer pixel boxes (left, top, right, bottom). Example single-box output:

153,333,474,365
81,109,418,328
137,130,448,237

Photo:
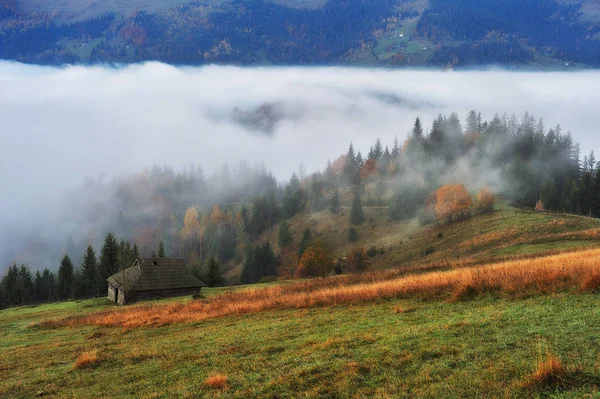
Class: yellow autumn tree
296,240,333,278
435,184,473,223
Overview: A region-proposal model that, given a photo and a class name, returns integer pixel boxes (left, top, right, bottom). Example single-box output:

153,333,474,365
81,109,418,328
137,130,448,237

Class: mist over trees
2,109,600,308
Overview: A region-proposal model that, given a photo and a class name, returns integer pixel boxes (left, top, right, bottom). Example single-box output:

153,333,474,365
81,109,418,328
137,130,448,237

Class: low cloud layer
1,62,600,269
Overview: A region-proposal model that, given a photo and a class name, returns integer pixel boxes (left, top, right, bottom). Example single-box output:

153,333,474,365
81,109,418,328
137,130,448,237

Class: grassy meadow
2,245,600,398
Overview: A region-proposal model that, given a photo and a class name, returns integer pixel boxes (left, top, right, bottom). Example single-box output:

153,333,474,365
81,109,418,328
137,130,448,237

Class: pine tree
373,138,383,160
57,254,74,300
391,136,400,157
158,241,166,258
258,242,278,278
203,257,225,287
278,220,293,248
131,243,140,261
329,188,341,214
350,185,365,225
81,245,98,297
18,265,34,303
98,233,119,293
343,143,359,185
241,247,256,284
412,117,424,138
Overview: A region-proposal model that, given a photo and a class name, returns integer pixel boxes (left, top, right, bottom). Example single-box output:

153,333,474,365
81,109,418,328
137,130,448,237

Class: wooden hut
107,258,206,305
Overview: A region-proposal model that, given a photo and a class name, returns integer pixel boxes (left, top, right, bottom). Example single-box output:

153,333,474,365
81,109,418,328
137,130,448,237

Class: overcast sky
2,62,600,268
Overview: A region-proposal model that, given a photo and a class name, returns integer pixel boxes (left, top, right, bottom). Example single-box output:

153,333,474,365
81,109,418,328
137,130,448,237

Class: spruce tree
18,265,34,303
412,117,424,138
57,254,74,300
391,136,400,157
204,257,225,287
258,242,278,279
241,247,256,284
81,245,98,297
98,233,119,293
278,220,293,248
132,243,140,261
329,188,341,214
158,241,166,258
350,185,365,225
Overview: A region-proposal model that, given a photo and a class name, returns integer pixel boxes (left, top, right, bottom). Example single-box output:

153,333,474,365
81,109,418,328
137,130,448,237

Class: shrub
73,350,99,370
521,350,567,389
366,246,378,258
204,374,228,390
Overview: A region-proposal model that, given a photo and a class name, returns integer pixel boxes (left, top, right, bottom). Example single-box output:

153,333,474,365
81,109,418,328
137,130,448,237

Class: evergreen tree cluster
241,242,278,284
1,232,143,309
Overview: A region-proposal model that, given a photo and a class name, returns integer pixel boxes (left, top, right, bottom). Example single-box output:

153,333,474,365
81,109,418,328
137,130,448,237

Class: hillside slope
2,247,600,397
2,0,600,67
233,201,600,282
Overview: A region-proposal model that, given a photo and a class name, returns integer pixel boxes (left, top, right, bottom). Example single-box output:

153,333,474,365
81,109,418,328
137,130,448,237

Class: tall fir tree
81,245,98,297
278,220,293,248
204,257,225,287
412,117,424,138
158,241,166,258
98,233,119,293
56,254,74,300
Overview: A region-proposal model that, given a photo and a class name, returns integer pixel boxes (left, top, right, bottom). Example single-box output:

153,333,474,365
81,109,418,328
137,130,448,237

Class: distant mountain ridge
1,0,600,67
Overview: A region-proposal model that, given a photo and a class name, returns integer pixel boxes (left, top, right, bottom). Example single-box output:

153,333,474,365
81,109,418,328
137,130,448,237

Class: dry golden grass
203,374,228,390
73,350,99,370
39,248,600,329
459,228,519,250
521,350,567,389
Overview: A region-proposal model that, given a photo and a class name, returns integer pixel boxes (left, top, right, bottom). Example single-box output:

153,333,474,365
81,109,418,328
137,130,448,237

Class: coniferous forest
1,0,600,67
2,110,599,309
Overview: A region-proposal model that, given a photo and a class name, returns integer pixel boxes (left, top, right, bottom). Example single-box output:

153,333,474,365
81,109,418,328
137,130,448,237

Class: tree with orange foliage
360,158,377,179
331,155,346,177
346,247,370,273
476,187,495,214
435,184,473,223
296,240,333,278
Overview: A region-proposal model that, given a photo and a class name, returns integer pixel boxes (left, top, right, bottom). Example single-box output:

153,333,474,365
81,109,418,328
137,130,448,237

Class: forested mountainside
5,109,600,308
1,0,600,67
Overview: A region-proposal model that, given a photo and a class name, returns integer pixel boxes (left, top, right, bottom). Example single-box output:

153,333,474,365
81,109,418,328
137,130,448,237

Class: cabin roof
107,258,206,292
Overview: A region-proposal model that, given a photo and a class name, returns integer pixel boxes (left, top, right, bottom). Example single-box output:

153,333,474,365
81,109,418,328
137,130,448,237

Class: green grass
1,292,600,398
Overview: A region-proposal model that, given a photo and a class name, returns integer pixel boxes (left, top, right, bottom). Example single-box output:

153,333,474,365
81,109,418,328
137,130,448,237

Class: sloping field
1,249,600,398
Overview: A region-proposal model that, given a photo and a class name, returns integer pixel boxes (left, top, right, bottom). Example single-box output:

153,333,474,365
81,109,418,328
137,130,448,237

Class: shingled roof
107,258,206,292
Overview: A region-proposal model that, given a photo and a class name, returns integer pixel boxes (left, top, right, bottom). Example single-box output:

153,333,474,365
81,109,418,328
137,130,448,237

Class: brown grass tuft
521,350,567,389
580,272,600,292
204,374,228,390
39,248,600,329
73,350,99,370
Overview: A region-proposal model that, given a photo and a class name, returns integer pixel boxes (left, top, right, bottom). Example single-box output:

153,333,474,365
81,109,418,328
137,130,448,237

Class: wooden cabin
107,258,206,305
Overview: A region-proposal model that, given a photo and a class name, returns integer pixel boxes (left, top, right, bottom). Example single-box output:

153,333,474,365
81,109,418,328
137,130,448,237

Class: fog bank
2,62,600,270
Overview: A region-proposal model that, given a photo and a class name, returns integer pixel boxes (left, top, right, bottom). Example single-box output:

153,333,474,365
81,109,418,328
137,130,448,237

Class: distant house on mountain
107,258,206,305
